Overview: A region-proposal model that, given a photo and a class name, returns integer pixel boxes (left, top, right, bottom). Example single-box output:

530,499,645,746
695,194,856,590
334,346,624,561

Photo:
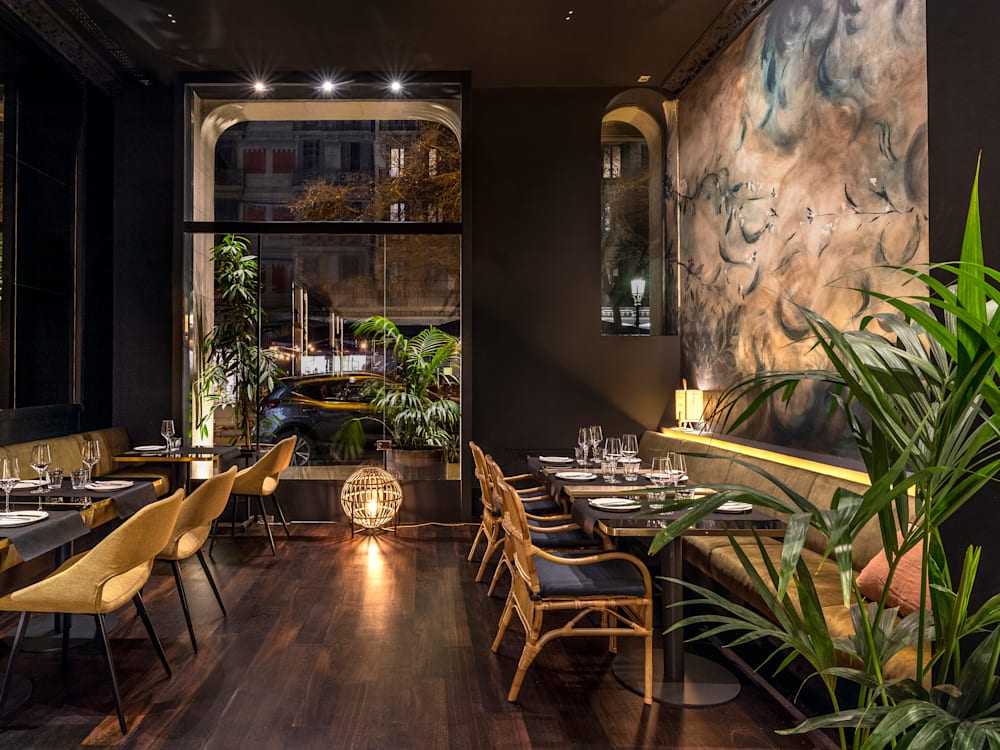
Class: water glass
47,468,64,490
161,419,176,451
71,468,88,489
574,445,589,466
0,457,19,514
622,459,639,481
675,487,697,501
601,458,617,483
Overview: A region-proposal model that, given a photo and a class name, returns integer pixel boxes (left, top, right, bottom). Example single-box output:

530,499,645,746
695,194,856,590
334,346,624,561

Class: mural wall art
677,0,928,454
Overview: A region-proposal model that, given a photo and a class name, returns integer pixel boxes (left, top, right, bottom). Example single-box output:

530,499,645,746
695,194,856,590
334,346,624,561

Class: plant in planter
197,233,283,450
653,159,1000,748
335,316,460,478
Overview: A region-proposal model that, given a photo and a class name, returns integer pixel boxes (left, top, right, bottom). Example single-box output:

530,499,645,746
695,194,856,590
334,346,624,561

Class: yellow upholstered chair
214,436,296,556
0,490,185,734
157,467,238,653
489,470,653,705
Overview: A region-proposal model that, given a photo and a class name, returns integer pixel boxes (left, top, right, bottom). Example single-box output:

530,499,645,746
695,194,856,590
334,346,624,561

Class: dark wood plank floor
0,523,822,749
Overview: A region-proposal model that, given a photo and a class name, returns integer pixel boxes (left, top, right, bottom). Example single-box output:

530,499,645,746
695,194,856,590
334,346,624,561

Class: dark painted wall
926,2,1000,604
111,87,175,445
465,87,681,484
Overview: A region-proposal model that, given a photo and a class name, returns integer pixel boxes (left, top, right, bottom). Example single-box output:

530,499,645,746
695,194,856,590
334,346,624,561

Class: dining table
114,444,241,491
528,455,785,706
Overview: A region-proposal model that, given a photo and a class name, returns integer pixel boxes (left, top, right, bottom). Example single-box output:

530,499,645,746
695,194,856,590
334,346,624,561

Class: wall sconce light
675,379,705,431
630,278,646,332
340,467,403,536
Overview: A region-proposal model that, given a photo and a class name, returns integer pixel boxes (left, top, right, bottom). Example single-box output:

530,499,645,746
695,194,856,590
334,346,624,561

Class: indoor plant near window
335,315,460,479
654,159,1000,749
197,233,283,451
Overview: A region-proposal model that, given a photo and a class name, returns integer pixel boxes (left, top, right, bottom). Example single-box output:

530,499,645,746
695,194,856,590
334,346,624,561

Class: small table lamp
340,467,403,536
675,380,705,431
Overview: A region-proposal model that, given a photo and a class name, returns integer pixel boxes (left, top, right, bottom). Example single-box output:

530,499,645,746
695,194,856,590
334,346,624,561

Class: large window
184,79,462,472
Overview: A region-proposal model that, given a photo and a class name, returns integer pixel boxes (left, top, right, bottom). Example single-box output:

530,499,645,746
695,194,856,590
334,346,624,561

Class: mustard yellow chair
212,437,296,556
0,490,185,734
157,467,238,654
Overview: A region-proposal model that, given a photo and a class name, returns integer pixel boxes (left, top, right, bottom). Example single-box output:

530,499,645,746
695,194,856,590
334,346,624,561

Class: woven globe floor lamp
340,467,403,536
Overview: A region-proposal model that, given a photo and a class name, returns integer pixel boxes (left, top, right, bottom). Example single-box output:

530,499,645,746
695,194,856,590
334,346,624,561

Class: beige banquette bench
0,426,171,497
0,427,172,581
637,428,920,680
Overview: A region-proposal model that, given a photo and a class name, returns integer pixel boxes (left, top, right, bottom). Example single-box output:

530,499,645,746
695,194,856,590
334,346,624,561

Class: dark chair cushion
533,557,647,600
529,524,600,548
521,497,562,515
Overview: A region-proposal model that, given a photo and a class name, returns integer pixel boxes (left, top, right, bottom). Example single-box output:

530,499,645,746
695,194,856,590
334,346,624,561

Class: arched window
601,91,677,335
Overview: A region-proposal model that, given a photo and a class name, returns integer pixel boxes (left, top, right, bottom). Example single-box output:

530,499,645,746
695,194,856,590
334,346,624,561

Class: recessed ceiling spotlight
637,74,652,83
390,80,403,93
320,80,336,94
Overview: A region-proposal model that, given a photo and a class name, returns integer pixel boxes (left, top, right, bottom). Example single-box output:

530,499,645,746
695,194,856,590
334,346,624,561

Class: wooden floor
0,522,822,749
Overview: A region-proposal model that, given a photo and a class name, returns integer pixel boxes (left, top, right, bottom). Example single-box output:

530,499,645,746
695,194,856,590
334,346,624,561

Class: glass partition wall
183,78,462,475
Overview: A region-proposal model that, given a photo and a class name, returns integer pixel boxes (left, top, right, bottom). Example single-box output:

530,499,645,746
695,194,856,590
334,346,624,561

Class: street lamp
630,278,646,333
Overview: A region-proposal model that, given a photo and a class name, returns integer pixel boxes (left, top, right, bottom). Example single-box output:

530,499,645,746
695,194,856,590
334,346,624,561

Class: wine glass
161,419,176,451
576,428,590,465
621,433,638,459
82,439,101,483
668,452,687,486
29,443,51,496
588,425,603,462
0,457,19,514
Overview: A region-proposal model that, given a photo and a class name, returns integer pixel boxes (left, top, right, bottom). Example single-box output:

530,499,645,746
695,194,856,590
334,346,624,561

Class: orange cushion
856,541,928,616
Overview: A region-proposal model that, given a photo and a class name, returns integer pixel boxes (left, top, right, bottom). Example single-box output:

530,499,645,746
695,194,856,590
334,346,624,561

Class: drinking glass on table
82,439,101,483
603,437,621,483
574,445,589,466
160,419,176,452
621,433,638,460
649,456,672,487
29,443,51,495
0,457,20,514
589,425,603,462
668,452,687,486
577,428,590,465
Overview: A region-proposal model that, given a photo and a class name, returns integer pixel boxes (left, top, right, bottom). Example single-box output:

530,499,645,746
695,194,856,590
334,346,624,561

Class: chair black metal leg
94,614,128,735
0,612,30,717
257,495,277,555
132,593,171,678
270,494,291,537
230,494,240,538
196,549,226,617
170,560,198,654
61,613,71,670
208,517,218,555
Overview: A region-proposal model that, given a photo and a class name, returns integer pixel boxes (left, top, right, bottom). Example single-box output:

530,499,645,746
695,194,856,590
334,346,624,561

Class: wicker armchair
489,467,653,705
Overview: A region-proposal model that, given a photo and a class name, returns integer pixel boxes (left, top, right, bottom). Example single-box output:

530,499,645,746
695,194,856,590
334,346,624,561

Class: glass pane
601,121,650,335
186,233,461,475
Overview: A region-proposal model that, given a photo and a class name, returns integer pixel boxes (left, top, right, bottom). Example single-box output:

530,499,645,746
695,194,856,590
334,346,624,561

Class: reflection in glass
601,120,650,335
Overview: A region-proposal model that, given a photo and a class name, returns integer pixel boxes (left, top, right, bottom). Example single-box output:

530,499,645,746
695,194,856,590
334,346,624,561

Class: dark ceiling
1,0,769,94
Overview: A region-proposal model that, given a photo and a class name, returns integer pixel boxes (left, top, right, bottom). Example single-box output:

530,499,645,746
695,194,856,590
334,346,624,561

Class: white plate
11,480,43,490
589,497,641,512
539,456,573,463
85,480,135,491
133,445,164,452
554,471,596,481
716,501,753,513
0,510,48,527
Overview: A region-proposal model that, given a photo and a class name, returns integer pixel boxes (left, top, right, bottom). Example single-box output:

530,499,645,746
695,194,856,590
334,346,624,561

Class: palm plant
335,316,460,460
197,234,283,450
652,158,1000,748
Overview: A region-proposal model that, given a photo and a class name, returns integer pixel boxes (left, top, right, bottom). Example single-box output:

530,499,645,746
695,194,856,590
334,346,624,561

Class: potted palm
653,159,1000,748
335,316,460,479
197,233,283,450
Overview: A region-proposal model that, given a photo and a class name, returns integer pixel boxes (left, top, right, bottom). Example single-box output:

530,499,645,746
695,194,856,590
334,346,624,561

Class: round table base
612,643,741,707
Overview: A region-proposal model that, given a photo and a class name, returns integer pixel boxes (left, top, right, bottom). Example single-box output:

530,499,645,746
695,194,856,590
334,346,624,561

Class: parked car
257,373,386,465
